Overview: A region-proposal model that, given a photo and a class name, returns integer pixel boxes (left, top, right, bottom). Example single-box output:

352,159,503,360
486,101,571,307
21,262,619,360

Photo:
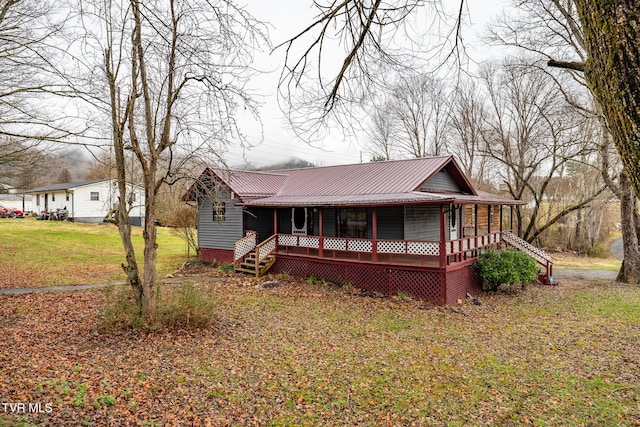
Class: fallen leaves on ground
1,272,639,426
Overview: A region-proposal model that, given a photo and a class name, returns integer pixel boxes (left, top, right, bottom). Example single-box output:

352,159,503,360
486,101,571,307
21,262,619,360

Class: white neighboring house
25,179,145,225
0,184,32,212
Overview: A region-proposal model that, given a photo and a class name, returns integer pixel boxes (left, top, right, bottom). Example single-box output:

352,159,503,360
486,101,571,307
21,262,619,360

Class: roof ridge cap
211,167,290,177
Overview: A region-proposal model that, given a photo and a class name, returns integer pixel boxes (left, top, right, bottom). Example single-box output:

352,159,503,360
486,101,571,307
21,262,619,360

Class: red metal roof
208,168,287,199
274,156,452,196
186,157,521,206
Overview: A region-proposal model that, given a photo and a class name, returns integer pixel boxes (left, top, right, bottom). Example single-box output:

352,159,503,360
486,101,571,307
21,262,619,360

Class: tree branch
547,59,585,72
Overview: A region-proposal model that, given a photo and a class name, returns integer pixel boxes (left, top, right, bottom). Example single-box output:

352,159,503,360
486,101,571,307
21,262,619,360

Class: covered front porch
273,231,502,268
238,202,512,269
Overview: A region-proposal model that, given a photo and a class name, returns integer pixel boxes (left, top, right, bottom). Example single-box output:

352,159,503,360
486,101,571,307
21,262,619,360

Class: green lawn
0,218,188,287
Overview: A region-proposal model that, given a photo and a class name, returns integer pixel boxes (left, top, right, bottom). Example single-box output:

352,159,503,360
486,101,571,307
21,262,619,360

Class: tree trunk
141,177,158,319
600,133,640,284
573,209,583,251
575,1,640,199
104,47,143,305
617,171,640,283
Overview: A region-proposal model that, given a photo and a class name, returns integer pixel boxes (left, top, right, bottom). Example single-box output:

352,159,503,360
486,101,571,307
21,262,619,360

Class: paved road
552,268,617,281
610,237,624,261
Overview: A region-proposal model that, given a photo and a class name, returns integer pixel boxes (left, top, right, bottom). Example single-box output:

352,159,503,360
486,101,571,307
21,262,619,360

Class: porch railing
255,234,277,263
446,232,501,256
233,231,256,263
276,232,502,264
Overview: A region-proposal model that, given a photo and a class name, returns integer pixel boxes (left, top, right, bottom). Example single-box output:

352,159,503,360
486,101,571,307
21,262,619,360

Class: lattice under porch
271,255,482,305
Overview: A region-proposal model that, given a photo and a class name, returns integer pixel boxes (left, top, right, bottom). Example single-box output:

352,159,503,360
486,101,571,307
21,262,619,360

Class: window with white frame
213,201,225,222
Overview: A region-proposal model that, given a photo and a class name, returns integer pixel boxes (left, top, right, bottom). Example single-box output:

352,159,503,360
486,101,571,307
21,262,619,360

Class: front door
291,207,307,235
449,206,459,240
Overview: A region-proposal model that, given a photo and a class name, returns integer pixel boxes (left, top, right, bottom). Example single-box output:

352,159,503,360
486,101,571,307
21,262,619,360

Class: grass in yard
0,275,639,426
552,251,622,271
551,231,622,271
0,221,637,424
0,218,187,288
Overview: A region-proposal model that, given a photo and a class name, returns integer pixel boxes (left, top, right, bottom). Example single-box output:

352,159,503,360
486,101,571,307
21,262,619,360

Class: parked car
0,205,24,218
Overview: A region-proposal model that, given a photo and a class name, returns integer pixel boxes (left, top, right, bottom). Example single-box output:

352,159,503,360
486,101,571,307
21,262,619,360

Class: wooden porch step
235,254,276,276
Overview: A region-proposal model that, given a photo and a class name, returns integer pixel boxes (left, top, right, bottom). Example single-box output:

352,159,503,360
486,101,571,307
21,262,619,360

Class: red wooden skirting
271,254,483,305
272,254,446,304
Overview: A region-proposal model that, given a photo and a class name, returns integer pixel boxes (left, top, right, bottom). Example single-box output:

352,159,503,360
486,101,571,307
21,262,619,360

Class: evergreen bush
475,249,538,291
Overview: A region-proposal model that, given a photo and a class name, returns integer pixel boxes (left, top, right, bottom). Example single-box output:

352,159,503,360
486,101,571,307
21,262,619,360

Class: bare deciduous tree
573,1,640,200
491,0,640,282
365,74,449,159
0,0,76,143
391,74,449,158
68,0,268,321
277,0,451,141
279,0,640,208
480,60,605,244
366,107,397,161
446,77,488,184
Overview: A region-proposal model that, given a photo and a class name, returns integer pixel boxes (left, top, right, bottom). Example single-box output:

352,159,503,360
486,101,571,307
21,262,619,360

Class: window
337,208,368,238
66,193,70,202
450,207,457,229
90,192,99,201
213,201,225,222
52,193,55,202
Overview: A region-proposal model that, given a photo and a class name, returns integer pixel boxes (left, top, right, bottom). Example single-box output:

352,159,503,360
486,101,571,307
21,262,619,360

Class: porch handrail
234,231,256,262
255,234,277,263
501,231,554,285
501,231,553,264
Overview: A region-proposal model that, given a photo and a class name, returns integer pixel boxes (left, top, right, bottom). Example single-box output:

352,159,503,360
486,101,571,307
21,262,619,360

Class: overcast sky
223,0,511,169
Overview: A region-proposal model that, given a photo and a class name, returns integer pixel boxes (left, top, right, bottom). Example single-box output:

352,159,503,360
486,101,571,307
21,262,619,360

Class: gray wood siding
322,208,337,237
421,170,461,193
376,206,404,240
404,205,441,241
198,193,243,250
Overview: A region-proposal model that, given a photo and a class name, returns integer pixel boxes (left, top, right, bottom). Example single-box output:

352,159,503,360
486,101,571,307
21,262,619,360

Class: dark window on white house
52,193,55,202
66,193,70,202
90,192,99,201
213,201,225,222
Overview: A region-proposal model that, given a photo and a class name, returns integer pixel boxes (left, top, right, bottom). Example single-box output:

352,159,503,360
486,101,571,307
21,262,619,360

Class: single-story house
0,193,32,213
24,179,145,225
184,156,553,305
